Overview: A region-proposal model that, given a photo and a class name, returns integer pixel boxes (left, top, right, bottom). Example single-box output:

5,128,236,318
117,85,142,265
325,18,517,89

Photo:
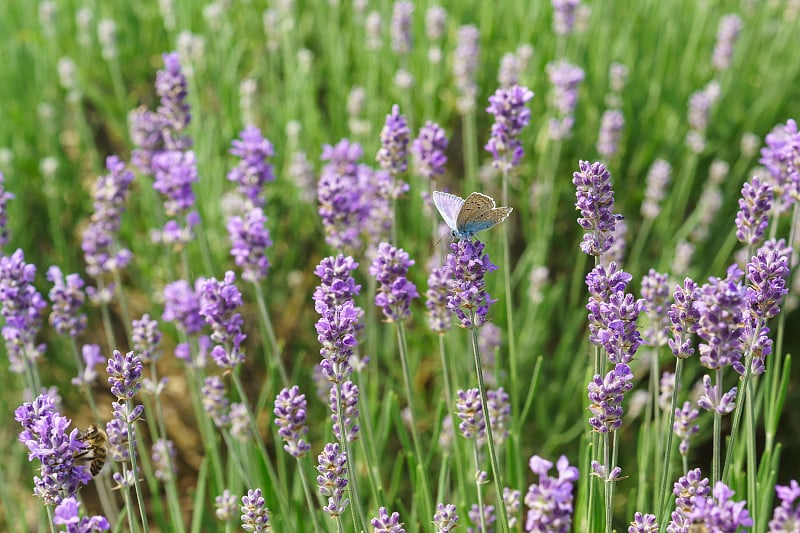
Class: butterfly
433,190,513,240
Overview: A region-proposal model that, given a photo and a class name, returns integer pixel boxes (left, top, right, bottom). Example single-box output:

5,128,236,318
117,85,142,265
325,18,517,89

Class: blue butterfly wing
433,191,464,232
461,207,513,237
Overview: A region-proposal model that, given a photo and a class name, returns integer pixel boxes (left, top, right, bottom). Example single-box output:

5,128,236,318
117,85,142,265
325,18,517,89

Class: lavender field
2,0,800,532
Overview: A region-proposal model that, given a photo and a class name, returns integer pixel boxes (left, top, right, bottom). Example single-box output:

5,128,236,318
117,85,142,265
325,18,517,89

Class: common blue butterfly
433,190,512,240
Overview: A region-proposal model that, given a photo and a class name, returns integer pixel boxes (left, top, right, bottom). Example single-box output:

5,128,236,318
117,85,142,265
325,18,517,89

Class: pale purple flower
552,0,581,35
425,6,447,40
202,376,230,428
313,255,362,310
735,175,773,245
412,121,448,180
199,271,247,369
467,503,495,533
53,496,110,532
573,160,623,256
318,139,369,252
373,507,406,533
215,490,238,522
674,401,700,456
485,85,535,172
315,299,359,383
106,349,142,400
377,104,411,181
697,374,737,414
587,363,634,433
659,371,675,412
426,262,453,333
760,119,800,212
329,380,360,442
47,266,87,338
15,394,91,504
746,238,791,321
151,439,176,481
711,14,743,72
229,402,249,441
628,512,658,533
456,388,485,440
446,239,498,329
504,487,522,528
453,25,480,114
667,278,701,359
240,488,271,532
0,171,14,247
768,480,800,532
695,265,747,371
390,1,414,55
686,81,720,153
524,455,579,533
150,149,199,244
547,61,584,139
596,109,624,159
641,269,670,346
289,150,316,203
129,107,167,174
316,442,349,518
72,344,105,386
641,159,671,219
162,279,205,334
131,314,162,364
688,481,752,532
434,503,460,532
273,385,311,458
227,125,275,208
227,206,272,282
155,51,191,152
486,387,510,446
365,11,382,50
369,242,418,321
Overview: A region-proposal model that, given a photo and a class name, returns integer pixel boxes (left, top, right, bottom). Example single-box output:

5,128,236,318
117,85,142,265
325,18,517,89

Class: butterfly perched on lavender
433,190,513,240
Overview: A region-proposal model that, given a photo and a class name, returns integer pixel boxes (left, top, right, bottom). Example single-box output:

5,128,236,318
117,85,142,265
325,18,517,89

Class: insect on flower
433,191,512,240
74,424,108,477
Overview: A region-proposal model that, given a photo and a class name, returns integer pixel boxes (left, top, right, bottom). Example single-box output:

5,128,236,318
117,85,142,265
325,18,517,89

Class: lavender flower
641,269,670,346
53,496,110,532
199,271,247,369
318,139,369,252
746,238,791,321
573,160,622,257
240,488,271,532
504,487,522,528
0,171,14,247
769,480,800,532
72,344,105,387
273,385,311,457
81,156,134,277
315,299,359,383
150,149,199,244
453,25,480,114
668,468,711,530
485,85,535,172
227,125,275,208
735,175,773,246
697,374,737,415
377,104,411,181
674,401,700,456
425,6,447,40
15,394,91,504
445,239,498,329
316,442,349,518
107,349,142,400
162,279,205,334
202,376,230,428
369,242,418,321
434,503,460,532
686,81,720,153
156,51,191,151
711,14,743,72
667,278,701,359
658,372,675,412
552,0,581,35
688,481,753,531
313,255,362,309
289,150,316,203
524,455,579,533
487,387,510,446
151,439,176,481
131,314,162,364
330,380,360,442
467,503,495,533
365,11,382,50
215,490,239,522
129,107,167,174
760,119,800,212
695,265,746,372
390,1,414,55
412,121,448,180
373,507,406,533
596,109,624,159
47,266,87,338
456,388,485,439
546,60,584,139
426,262,453,333
628,512,658,533
227,207,272,282
641,159,672,219
587,363,634,433
229,402,250,441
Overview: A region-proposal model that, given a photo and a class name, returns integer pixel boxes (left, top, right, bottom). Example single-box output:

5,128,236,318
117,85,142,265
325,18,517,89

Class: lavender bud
240,488,271,532
316,442,349,518
573,160,622,256
390,1,414,55
273,386,311,457
455,388,485,440
433,503,460,532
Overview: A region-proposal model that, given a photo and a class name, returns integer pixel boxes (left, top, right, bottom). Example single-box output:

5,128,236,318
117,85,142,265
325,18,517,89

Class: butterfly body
433,191,512,240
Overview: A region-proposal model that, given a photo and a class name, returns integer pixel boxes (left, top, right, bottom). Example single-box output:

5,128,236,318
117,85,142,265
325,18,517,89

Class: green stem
336,381,367,533
712,368,722,485
126,401,149,532
295,457,322,533
657,357,683,526
252,281,289,387
473,442,488,533
439,334,468,501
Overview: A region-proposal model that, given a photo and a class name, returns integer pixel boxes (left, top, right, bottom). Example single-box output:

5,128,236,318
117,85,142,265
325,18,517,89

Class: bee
74,424,108,477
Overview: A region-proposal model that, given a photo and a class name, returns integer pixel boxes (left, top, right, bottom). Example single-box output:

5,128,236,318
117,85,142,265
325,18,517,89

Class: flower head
47,266,87,338
162,279,205,334
628,512,658,533
769,480,800,532
273,385,311,457
587,363,634,433
433,503,460,532
316,299,359,383
711,14,743,72
372,507,406,533
760,119,800,212
695,265,747,371
199,271,246,369
227,125,275,208
316,443,349,518
215,490,238,522
330,380,360,442
641,159,672,219
455,388,485,440
552,0,581,35
240,488,271,532
735,175,773,246
227,207,272,282
524,455,579,533
369,242,418,322
131,314,162,364
390,2,414,55
547,60,584,139
426,262,453,333
412,121,448,180
485,85,535,172
53,496,110,532
453,25,480,114
445,239,498,329
573,160,622,257
0,171,15,248
107,350,142,400
596,109,625,160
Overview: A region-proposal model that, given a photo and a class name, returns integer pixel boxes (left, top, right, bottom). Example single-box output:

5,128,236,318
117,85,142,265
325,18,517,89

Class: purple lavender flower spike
215,490,239,522
504,487,522,528
0,249,47,373
273,385,311,458
453,25,480,114
711,14,743,72
131,314,162,364
486,387,510,446
315,299,359,383
15,394,91,504
524,455,579,533
669,468,710,528
688,481,753,531
312,255,362,309
377,104,411,176
151,439,176,481
151,149,199,243
240,488,271,532
372,507,406,533
227,125,275,208
53,496,110,532
641,269,670,346
760,119,800,212
641,159,671,220
426,262,453,333
547,60,584,140
434,503,460,532
445,239,498,329
552,0,581,35
227,207,272,283
72,344,105,387
746,238,791,321
456,388,485,440
316,442,349,518
318,139,369,251
162,279,205,334
202,376,230,428
697,374,737,415
573,160,623,257
107,349,142,400
587,363,634,432
695,265,747,372
769,480,800,531
596,109,624,160
329,380,360,442
129,107,167,174
686,81,720,153
390,1,414,55
156,51,191,151
628,512,658,533
485,85,535,173
467,503,496,532
369,242,419,322
674,401,700,456
0,171,14,248
735,175,773,246
412,121,448,180
667,278,701,359
47,266,87,338
199,271,247,369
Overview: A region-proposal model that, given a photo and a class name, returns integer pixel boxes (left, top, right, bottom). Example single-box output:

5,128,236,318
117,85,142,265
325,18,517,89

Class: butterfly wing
433,191,464,231
456,192,496,228
461,207,514,235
